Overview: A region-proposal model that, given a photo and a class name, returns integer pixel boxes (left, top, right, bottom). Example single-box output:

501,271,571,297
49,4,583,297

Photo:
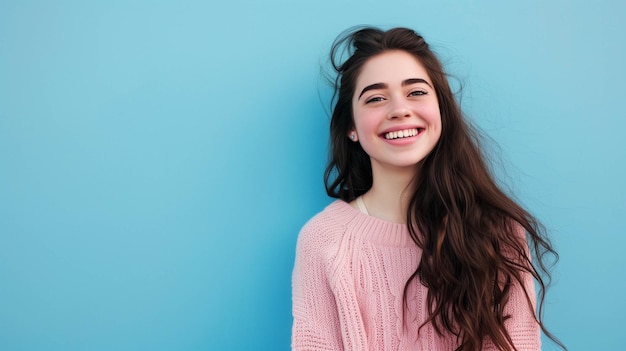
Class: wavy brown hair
324,27,565,351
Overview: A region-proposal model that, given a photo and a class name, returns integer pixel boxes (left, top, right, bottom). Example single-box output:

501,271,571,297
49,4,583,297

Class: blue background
1,1,624,350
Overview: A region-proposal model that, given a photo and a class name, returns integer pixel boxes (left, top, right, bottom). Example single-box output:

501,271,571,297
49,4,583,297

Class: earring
350,133,356,141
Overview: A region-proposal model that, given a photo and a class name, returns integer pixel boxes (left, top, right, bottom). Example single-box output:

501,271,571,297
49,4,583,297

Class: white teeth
384,128,419,140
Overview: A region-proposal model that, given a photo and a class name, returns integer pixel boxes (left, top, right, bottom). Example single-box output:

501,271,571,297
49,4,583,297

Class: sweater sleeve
291,219,343,351
484,225,542,351
496,265,541,350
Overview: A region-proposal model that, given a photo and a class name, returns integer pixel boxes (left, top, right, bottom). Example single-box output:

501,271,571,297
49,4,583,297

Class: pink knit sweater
292,200,541,350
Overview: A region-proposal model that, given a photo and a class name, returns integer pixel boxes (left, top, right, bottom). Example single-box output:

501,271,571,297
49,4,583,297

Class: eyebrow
358,78,432,99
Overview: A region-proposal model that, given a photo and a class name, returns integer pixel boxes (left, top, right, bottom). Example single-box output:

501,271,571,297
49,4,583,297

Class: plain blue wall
1,1,624,350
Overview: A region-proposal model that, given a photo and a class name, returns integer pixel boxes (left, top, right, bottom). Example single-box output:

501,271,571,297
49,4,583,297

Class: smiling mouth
383,128,421,140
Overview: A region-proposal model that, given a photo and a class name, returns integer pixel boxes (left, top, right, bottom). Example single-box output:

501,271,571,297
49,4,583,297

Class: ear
347,129,358,142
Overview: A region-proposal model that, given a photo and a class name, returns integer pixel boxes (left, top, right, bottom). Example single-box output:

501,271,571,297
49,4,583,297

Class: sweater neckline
331,200,417,247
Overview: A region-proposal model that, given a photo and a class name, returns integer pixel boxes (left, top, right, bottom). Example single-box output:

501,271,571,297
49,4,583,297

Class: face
350,50,442,175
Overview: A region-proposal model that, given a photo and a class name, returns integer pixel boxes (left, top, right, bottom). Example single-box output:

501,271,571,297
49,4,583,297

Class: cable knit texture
292,200,541,351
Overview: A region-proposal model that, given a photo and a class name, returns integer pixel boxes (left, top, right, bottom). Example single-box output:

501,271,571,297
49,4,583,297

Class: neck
363,165,416,224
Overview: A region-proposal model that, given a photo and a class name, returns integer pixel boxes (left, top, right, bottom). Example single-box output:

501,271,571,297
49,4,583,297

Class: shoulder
296,200,365,265
295,200,356,262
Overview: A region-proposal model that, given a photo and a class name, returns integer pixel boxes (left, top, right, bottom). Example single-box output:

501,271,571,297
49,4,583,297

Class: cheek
424,104,443,132
433,113,442,132
352,109,378,135
422,103,443,142
424,102,441,122
433,115,443,141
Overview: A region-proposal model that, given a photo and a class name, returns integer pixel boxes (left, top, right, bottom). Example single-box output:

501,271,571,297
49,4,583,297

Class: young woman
292,27,562,351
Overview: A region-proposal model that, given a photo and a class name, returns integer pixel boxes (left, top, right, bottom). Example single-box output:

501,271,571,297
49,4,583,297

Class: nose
387,98,411,119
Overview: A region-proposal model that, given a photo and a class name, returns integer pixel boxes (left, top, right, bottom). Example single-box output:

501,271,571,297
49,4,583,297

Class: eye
365,96,385,104
408,90,428,97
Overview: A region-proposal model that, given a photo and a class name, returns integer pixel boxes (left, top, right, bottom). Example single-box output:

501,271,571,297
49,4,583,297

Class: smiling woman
291,27,566,351
350,50,441,186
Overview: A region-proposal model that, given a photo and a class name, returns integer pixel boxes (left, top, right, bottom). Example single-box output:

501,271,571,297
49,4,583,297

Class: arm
500,267,542,350
484,225,542,351
291,222,343,351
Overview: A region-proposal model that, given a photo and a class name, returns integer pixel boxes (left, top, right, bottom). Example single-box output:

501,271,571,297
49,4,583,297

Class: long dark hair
324,27,564,351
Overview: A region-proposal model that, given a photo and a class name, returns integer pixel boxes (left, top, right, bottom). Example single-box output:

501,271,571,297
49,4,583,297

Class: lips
382,128,422,140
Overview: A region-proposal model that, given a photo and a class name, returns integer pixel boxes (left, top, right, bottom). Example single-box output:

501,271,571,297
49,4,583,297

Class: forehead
354,50,431,92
